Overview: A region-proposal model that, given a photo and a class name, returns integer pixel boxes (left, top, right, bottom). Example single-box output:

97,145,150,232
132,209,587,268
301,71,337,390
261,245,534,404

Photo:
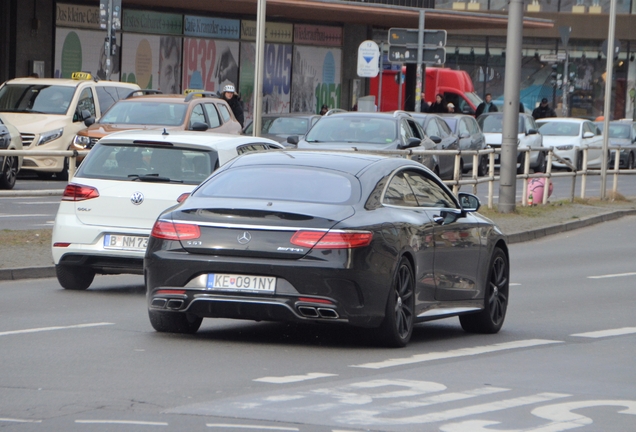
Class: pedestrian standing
475,93,498,117
221,84,244,127
420,92,430,113
429,94,448,113
532,98,557,120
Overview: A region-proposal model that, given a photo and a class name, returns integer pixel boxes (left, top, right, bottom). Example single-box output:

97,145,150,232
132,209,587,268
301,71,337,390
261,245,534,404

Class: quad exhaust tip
297,306,339,319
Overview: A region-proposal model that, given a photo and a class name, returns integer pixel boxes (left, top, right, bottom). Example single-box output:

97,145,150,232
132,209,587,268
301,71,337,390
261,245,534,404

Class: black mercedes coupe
144,151,509,347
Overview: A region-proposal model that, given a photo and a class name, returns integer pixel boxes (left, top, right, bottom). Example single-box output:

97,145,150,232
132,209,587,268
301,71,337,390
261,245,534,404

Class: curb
0,266,56,281
506,208,636,244
1,209,636,283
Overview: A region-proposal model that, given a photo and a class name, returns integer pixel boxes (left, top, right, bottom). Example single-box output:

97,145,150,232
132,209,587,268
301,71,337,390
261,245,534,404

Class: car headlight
556,145,574,150
37,128,64,146
73,134,91,148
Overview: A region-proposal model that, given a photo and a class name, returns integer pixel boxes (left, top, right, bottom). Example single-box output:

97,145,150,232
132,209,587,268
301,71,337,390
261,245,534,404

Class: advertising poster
291,45,342,114
181,38,240,94
54,28,120,80
120,34,183,93
239,42,292,124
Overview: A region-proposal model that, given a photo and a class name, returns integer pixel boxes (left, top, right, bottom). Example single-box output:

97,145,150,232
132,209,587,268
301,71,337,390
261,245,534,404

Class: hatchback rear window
196,166,358,204
75,143,216,184
100,101,187,126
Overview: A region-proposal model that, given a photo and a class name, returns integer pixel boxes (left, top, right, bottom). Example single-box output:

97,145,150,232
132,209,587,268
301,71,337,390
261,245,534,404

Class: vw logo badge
237,231,252,244
130,192,144,205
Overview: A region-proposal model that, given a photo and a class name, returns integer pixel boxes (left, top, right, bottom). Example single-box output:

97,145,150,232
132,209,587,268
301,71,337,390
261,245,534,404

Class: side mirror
527,128,538,135
583,131,594,139
429,135,442,144
287,135,300,145
458,192,481,212
399,137,422,149
191,122,209,131
84,117,96,127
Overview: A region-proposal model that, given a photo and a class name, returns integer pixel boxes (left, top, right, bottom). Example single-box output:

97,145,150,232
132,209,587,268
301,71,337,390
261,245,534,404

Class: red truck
369,67,483,115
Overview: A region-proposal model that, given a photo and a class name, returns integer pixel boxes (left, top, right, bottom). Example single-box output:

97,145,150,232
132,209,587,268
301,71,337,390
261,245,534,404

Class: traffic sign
388,28,447,47
357,40,380,78
388,46,446,65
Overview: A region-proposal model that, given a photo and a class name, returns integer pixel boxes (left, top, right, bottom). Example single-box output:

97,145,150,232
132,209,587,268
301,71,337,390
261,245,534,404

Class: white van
0,73,140,179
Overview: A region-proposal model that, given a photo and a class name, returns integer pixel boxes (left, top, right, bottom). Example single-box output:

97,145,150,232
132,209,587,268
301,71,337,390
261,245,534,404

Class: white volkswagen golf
52,130,284,290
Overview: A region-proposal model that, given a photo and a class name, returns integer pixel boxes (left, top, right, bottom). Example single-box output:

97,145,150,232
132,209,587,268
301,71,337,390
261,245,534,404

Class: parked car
293,111,439,175
243,113,323,145
410,112,460,179
145,150,509,347
0,113,23,189
439,113,488,176
72,91,243,158
477,112,546,173
0,72,140,180
536,118,604,170
52,130,284,291
594,120,636,169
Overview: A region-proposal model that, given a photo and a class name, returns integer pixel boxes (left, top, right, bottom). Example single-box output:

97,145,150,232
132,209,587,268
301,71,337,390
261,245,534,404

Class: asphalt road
4,171,636,231
1,216,635,431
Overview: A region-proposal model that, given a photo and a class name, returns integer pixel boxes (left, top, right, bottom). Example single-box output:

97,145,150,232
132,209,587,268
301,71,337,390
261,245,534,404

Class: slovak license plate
103,234,149,251
206,273,276,293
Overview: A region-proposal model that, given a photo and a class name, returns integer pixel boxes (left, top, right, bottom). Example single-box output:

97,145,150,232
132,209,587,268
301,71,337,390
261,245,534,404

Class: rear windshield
196,166,358,204
596,123,631,139
305,116,397,144
0,84,75,114
477,115,522,133
100,101,187,126
75,143,216,185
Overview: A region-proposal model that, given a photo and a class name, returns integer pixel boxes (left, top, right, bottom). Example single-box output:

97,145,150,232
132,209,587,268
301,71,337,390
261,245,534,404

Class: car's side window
425,119,440,137
403,170,458,209
219,104,232,123
383,172,418,207
400,121,413,142
437,118,452,137
458,119,470,136
75,88,96,121
203,103,221,128
406,119,423,139
189,104,207,129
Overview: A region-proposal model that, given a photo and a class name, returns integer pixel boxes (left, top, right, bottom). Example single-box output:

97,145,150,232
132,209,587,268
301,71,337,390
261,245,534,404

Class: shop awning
128,0,554,31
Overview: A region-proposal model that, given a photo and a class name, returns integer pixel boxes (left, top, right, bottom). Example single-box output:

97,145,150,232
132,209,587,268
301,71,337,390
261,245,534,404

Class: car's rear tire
477,155,488,177
149,310,203,334
627,152,634,170
534,152,547,173
576,151,583,171
56,264,96,290
378,257,415,348
0,155,18,189
459,247,509,334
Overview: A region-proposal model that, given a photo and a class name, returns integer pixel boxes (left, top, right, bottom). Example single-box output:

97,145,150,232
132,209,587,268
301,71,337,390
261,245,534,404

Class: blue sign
184,16,240,39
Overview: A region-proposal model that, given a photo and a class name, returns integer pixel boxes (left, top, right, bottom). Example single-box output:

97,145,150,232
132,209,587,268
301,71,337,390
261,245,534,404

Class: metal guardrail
2,146,636,208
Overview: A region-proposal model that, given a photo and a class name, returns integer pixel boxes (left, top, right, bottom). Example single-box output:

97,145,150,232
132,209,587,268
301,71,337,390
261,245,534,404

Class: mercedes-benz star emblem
237,231,252,244
130,192,144,205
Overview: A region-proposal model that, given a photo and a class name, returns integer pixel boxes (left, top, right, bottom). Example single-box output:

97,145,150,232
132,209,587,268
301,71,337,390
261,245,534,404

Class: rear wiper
127,173,183,183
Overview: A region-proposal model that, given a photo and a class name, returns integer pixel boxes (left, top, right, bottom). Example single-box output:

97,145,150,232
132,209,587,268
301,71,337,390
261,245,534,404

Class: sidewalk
2,199,636,282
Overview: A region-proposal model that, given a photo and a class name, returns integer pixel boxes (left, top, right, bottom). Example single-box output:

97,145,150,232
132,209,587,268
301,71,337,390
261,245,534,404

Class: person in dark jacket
429,94,448,113
221,84,244,127
420,92,430,113
475,93,498,117
532,98,557,120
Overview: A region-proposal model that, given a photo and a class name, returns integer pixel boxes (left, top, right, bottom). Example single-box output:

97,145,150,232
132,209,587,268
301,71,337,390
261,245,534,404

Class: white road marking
206,424,298,430
254,373,337,384
571,327,636,338
335,392,570,425
0,418,42,423
0,322,114,337
350,339,562,369
587,272,636,279
76,420,168,426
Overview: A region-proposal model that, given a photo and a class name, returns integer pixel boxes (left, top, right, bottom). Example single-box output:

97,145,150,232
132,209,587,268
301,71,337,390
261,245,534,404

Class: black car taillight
151,220,201,241
62,183,100,201
290,230,373,249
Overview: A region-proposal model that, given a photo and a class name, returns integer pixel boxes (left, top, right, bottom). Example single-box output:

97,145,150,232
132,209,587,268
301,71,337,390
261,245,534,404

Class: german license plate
103,234,149,251
206,273,276,293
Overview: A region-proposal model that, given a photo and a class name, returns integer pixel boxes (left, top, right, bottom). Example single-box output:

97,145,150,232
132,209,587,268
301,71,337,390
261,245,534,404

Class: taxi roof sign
72,72,93,80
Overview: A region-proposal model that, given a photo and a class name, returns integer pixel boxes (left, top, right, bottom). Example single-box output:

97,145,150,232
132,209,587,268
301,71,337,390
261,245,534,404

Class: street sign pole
559,26,571,117
415,11,424,113
378,42,384,111
601,0,618,200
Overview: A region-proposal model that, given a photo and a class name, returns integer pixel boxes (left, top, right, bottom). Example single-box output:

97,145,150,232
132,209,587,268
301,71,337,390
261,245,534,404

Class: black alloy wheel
149,309,203,334
0,155,18,189
535,152,547,173
379,257,415,347
576,151,583,171
477,155,488,177
460,247,509,334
